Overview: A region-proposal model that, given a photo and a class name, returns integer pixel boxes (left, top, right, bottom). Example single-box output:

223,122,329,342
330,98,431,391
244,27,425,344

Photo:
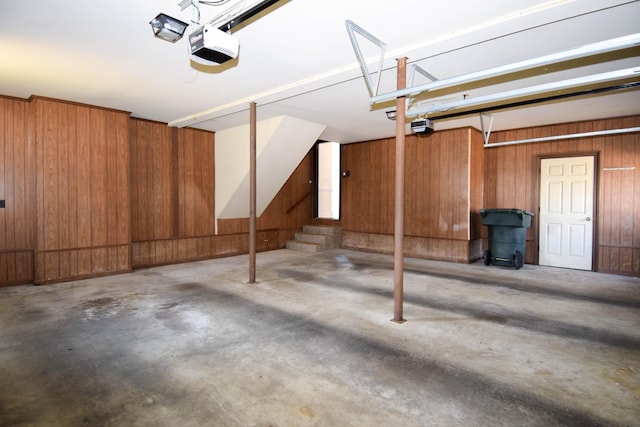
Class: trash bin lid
480,208,534,216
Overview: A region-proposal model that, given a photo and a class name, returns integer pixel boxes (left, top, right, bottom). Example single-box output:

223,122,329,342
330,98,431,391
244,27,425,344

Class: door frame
535,152,599,270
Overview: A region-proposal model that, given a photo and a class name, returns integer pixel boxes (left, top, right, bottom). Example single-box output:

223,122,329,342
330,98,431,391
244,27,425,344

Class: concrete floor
1,249,639,427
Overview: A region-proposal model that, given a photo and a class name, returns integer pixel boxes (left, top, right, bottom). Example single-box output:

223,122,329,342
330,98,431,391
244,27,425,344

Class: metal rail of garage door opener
368,33,640,110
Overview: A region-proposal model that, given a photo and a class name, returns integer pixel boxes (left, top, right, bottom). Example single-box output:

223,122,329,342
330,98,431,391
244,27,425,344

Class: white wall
215,115,326,227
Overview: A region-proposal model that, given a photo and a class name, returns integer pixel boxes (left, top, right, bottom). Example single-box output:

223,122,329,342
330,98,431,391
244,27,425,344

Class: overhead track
370,33,640,105
408,66,640,117
216,0,283,31
429,81,640,121
485,127,640,149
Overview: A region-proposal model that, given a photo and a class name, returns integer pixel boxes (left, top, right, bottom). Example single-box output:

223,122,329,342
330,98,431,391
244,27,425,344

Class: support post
249,102,257,284
393,57,407,323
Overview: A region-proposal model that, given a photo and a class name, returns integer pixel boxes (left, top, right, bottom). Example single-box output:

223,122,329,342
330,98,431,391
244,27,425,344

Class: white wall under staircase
215,115,326,230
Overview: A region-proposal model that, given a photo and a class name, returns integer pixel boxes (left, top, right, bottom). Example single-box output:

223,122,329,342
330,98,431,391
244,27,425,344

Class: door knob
586,217,591,221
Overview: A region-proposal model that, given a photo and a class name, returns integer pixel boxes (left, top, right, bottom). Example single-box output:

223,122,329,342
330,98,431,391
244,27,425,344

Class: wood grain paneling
0,96,34,286
340,137,394,234
337,128,482,263
342,231,471,263
130,122,217,266
130,120,238,268
5,93,636,281
487,115,640,275
32,98,130,283
178,127,215,237
469,128,485,242
129,119,174,241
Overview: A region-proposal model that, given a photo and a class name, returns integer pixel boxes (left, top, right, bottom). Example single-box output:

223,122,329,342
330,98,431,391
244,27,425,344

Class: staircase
286,225,342,253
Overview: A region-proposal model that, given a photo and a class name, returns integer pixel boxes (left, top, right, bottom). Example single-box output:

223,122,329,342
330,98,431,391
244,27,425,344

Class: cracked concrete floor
1,249,639,426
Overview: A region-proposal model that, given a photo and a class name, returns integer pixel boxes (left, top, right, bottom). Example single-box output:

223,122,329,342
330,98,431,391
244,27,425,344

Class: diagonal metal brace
345,20,387,97
480,112,495,145
408,64,437,87
407,64,438,111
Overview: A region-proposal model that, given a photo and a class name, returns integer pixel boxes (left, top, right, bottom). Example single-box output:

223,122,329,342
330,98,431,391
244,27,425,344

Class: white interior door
539,156,594,270
317,142,340,219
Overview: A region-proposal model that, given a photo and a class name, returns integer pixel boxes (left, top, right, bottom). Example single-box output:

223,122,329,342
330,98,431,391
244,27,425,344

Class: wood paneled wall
340,136,394,234
130,119,312,268
4,91,636,282
129,119,174,242
130,119,218,267
0,97,34,286
486,115,640,275
333,128,484,263
178,127,216,238
32,98,130,283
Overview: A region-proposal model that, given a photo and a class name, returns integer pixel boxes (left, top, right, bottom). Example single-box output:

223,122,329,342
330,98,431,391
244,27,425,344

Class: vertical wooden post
249,102,257,284
393,57,407,323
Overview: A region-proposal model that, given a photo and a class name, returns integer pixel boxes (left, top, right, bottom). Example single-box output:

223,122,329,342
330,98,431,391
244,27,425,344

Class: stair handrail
286,191,311,214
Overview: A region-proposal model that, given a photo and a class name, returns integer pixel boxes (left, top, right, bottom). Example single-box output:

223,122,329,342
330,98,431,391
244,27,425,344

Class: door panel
539,156,594,270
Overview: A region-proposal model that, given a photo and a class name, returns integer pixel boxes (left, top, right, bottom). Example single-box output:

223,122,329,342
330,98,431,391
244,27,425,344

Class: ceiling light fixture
149,13,189,43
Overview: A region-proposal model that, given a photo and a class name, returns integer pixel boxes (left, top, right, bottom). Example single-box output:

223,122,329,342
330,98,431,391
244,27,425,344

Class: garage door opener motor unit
189,24,239,65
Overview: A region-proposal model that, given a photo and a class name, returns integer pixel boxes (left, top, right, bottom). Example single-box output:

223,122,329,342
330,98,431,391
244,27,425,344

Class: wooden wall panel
487,115,640,275
76,106,92,258
469,128,485,242
0,97,34,286
90,108,107,273
130,122,252,268
340,137,395,234
178,127,215,237
406,131,470,239
57,104,70,278
129,119,173,241
336,128,480,263
115,112,131,271
341,231,471,263
3,94,637,281
33,98,130,283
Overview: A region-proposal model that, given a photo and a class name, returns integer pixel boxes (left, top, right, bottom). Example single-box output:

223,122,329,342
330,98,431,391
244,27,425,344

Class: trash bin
480,208,534,269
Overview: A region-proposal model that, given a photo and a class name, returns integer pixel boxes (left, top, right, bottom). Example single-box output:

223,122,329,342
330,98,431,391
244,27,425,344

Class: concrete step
302,225,341,236
286,225,342,253
295,232,330,245
285,240,326,253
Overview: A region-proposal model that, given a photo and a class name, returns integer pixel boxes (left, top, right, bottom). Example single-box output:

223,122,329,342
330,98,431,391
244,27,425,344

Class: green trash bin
480,208,534,269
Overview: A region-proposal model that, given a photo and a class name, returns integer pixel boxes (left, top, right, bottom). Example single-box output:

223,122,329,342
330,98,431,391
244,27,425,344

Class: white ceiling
1,0,639,143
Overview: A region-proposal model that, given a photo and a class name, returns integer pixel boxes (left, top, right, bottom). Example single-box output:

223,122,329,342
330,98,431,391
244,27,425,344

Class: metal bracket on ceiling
480,112,495,145
345,20,387,98
408,64,438,87
407,64,438,111
179,0,193,10
180,0,201,27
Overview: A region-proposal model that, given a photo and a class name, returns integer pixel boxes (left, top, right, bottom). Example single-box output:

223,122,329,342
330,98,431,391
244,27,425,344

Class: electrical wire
190,0,201,26
200,0,234,5
205,0,247,29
